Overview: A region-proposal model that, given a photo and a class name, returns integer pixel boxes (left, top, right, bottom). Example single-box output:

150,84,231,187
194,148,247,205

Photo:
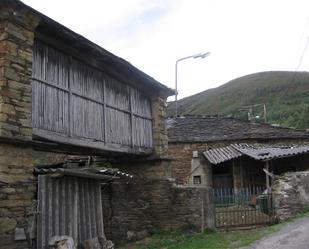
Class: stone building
167,116,309,191
0,1,178,248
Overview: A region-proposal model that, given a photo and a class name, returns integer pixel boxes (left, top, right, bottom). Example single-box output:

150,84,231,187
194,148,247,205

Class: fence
213,186,277,228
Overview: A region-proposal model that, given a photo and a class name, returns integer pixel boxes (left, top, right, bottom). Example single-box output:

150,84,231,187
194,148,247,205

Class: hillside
167,71,309,129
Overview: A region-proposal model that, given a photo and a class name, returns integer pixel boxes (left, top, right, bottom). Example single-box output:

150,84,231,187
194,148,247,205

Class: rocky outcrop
272,171,309,220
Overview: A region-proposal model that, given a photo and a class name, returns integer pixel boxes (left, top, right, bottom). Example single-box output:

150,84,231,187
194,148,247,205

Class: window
193,175,202,185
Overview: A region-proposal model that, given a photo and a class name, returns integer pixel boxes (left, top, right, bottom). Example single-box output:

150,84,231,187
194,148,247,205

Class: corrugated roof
232,143,309,161
203,146,242,165
203,143,309,164
34,167,129,180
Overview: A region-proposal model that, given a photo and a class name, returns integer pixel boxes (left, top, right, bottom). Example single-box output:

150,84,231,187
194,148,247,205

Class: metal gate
214,187,277,229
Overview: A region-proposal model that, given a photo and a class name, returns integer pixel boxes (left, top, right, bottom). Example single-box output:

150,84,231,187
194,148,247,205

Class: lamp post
175,52,210,118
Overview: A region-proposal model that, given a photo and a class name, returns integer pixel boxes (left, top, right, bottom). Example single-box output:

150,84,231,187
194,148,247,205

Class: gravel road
245,216,309,249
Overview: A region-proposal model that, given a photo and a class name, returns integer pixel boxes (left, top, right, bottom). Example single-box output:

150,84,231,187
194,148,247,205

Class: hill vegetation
167,71,309,129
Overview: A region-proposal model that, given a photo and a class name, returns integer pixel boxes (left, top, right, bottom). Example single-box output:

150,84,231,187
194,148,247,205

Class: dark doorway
212,162,233,189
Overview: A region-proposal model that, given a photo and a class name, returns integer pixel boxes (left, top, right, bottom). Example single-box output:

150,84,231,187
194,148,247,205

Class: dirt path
245,216,309,249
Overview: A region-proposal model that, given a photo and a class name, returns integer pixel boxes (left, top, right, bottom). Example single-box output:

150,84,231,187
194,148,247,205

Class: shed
0,1,173,248
167,116,309,189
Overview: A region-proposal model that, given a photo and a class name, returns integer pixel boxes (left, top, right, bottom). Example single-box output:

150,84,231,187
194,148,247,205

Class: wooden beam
265,161,270,193
103,80,107,144
129,87,134,147
32,77,153,120
263,168,274,178
33,128,153,155
68,56,73,137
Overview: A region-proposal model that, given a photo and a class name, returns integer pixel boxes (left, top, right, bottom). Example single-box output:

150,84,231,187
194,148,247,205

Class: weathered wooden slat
79,178,86,244
37,176,105,248
61,176,66,235
32,40,154,151
89,180,97,237
105,108,132,146
33,78,152,119
37,176,43,249
54,179,59,236
47,177,53,240
33,128,152,153
95,181,104,237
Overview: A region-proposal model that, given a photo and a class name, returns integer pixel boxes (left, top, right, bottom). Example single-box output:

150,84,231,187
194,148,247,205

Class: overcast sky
23,0,309,100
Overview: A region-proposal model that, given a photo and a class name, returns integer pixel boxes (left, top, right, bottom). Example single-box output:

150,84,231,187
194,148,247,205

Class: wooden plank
95,181,104,237
35,35,163,97
103,80,107,143
36,175,43,249
85,179,92,239
54,178,59,236
60,176,66,235
32,39,154,153
33,128,153,154
33,77,152,120
37,176,110,249
79,178,86,244
68,56,73,137
68,178,73,237
47,177,53,241
89,180,97,238
42,176,48,248
129,87,134,147
73,178,79,244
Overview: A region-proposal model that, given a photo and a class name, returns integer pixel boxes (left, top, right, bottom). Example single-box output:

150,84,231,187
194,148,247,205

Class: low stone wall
272,171,309,220
102,179,214,246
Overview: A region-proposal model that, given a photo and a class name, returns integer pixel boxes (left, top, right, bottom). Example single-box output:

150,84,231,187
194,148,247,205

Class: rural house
0,1,175,248
167,116,309,191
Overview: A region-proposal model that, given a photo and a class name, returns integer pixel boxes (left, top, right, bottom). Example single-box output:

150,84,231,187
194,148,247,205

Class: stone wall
272,171,309,220
102,179,214,246
0,3,39,140
0,5,38,248
0,144,35,249
168,143,207,184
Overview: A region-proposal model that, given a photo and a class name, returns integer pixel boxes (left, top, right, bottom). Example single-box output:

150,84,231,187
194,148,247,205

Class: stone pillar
0,2,39,140
151,94,168,158
0,3,39,248
204,160,213,188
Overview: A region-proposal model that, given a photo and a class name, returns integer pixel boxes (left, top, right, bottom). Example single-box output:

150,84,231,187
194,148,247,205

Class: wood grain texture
32,40,154,153
37,175,105,249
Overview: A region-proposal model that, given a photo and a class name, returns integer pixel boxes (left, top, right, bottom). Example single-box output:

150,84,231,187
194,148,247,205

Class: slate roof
167,116,309,143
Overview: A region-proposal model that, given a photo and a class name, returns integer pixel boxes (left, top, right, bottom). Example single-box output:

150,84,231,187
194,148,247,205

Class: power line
295,36,309,71
291,15,309,84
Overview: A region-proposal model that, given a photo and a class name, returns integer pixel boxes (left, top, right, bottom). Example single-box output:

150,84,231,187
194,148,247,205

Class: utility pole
241,103,267,123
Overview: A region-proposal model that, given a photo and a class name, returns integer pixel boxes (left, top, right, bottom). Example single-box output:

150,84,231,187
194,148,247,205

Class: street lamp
175,52,210,117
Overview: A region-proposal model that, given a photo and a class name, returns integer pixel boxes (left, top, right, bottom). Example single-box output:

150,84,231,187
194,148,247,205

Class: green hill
167,71,309,129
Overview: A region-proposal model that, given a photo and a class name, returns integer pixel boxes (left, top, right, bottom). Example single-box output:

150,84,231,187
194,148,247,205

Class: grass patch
118,211,309,249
